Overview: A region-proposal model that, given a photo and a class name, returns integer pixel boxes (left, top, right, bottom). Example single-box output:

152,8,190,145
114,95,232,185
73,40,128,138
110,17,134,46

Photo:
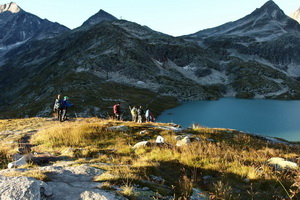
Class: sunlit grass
1,169,49,181
1,117,299,199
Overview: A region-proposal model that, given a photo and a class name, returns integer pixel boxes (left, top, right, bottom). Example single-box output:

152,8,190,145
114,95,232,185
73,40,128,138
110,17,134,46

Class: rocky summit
290,6,300,24
0,2,20,13
0,1,300,118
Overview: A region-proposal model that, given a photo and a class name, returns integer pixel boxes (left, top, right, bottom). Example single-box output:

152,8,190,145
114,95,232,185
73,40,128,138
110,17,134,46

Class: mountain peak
262,0,278,8
82,9,117,27
0,2,21,13
290,7,300,24
251,0,285,20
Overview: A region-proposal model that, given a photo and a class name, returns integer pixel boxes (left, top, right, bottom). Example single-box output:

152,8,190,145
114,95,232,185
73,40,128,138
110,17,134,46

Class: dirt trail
17,130,37,154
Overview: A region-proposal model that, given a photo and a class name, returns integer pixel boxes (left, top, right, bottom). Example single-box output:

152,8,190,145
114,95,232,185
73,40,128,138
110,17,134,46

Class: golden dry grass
1,117,299,199
1,169,49,181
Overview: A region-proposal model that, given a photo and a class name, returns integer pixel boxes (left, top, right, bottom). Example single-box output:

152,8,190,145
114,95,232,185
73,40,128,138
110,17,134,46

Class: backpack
131,108,137,115
54,99,63,110
114,104,120,113
138,108,144,115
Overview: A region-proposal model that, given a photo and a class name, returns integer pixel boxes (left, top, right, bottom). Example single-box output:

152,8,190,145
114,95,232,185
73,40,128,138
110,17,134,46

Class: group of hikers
53,94,74,122
113,103,155,123
114,103,155,123
53,95,155,123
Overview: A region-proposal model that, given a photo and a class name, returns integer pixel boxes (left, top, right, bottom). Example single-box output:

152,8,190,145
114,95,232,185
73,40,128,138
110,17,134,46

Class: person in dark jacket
60,96,73,122
137,106,144,123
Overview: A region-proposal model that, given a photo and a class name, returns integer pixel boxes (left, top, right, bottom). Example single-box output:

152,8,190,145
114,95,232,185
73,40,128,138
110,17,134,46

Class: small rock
174,135,183,140
106,125,130,132
202,176,212,184
133,141,151,149
244,178,250,183
190,188,209,200
142,187,150,191
156,135,165,144
8,154,32,169
176,136,191,147
150,175,165,183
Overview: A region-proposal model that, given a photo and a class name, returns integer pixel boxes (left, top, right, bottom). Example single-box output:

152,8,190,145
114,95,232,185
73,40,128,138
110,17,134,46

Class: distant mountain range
0,1,300,118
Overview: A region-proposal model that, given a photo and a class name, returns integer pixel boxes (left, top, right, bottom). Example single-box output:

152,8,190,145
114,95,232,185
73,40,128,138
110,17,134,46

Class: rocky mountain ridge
0,2,69,57
183,1,300,98
189,1,300,39
0,1,300,118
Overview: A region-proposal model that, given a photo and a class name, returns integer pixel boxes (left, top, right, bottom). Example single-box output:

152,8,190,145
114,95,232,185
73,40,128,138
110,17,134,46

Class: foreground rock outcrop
0,161,126,200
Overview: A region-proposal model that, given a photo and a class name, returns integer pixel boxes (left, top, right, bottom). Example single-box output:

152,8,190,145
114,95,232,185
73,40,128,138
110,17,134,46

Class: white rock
156,135,165,144
156,126,182,132
133,141,150,149
267,157,298,170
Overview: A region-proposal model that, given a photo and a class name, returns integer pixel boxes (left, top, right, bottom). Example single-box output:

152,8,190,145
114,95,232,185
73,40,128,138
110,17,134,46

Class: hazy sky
1,0,299,36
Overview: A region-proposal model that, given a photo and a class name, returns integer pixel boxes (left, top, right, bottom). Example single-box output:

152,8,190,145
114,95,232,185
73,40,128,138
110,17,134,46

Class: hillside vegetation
0,117,299,199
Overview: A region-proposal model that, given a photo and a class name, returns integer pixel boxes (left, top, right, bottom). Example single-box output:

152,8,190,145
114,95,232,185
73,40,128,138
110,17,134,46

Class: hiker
150,111,156,122
130,106,138,122
145,109,150,122
113,103,121,120
137,106,144,123
60,96,73,122
53,94,63,120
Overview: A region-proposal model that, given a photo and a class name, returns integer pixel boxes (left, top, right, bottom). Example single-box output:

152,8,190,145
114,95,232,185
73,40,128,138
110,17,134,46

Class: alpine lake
157,98,300,142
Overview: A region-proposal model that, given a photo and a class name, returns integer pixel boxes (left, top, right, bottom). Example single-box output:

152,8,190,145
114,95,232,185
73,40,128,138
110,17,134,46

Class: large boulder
0,176,52,200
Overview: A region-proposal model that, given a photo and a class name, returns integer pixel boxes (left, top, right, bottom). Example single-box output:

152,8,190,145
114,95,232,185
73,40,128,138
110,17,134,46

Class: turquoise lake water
157,98,300,142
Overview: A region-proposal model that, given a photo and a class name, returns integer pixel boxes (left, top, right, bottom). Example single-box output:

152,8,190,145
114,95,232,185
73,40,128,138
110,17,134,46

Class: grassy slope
0,117,299,199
